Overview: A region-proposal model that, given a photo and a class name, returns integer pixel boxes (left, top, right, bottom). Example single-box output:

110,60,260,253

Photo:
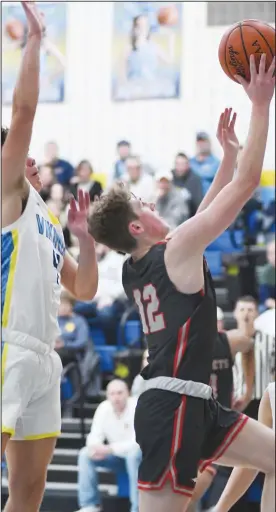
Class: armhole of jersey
162,243,204,299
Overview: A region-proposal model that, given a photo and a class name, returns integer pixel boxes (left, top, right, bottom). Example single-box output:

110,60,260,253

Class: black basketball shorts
134,389,248,496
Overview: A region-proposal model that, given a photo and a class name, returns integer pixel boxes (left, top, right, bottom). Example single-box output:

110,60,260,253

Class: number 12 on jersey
133,284,165,335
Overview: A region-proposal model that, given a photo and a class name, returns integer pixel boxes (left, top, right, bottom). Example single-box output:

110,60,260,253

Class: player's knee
9,470,47,503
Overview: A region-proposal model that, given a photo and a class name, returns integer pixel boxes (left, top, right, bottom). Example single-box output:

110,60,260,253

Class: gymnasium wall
2,1,275,175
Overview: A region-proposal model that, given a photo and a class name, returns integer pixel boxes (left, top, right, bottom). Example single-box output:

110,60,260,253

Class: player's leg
139,482,191,512
5,352,62,512
2,344,34,458
4,437,57,512
1,434,11,458
213,418,275,512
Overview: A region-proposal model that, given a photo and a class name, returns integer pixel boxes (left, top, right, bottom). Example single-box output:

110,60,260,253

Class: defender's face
130,198,170,240
26,157,42,192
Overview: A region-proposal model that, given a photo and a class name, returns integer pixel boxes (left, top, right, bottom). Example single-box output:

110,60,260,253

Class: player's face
234,301,258,324
130,198,170,241
26,157,42,192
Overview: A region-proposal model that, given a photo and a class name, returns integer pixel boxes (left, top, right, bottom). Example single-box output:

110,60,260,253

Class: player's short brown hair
1,127,9,147
88,184,138,253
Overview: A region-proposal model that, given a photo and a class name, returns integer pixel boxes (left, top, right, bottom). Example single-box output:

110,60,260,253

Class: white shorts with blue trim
2,339,62,440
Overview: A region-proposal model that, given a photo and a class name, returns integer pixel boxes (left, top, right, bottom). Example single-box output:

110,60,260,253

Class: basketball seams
241,24,274,58
223,27,241,83
239,24,250,68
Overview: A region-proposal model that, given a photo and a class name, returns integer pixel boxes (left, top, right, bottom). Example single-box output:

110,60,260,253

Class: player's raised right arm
2,2,44,195
165,54,275,293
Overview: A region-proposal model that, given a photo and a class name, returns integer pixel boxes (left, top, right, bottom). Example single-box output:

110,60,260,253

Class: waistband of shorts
142,376,212,400
2,329,54,355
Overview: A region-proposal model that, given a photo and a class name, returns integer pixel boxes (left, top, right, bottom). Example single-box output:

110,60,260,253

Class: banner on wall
112,2,182,101
2,2,67,104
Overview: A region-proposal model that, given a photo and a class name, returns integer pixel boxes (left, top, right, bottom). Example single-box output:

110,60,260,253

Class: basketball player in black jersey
89,54,275,512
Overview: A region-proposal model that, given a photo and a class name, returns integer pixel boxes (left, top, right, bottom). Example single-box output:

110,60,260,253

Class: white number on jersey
53,249,61,284
133,284,165,335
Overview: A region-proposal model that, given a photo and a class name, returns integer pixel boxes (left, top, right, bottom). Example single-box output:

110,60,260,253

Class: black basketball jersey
122,242,217,385
210,332,234,408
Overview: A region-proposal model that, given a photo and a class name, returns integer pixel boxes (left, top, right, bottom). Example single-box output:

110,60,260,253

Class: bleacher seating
204,250,223,278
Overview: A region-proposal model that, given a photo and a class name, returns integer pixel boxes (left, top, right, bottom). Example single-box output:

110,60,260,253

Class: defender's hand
235,54,275,107
67,190,92,241
21,1,45,37
217,108,239,158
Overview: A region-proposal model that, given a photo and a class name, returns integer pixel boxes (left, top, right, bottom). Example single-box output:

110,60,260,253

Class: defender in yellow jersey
1,4,98,511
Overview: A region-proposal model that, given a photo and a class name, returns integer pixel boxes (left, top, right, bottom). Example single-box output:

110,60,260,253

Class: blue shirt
52,158,74,186
58,314,89,350
190,154,220,181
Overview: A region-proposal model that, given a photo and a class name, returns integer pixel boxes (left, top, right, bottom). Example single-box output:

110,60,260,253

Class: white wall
2,1,275,174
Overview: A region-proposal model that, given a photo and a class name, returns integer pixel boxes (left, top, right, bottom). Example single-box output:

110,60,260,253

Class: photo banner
112,2,182,101
2,2,67,104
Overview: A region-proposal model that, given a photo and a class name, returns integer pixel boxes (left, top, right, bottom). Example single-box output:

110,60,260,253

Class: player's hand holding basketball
235,54,275,107
21,1,45,38
217,108,239,158
68,190,93,241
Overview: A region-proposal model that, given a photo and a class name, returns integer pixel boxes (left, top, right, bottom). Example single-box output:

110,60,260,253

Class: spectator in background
190,131,220,182
76,379,141,512
74,245,126,345
124,155,155,203
39,164,55,202
258,239,275,311
55,290,90,366
71,160,102,202
44,140,74,186
114,140,132,181
216,306,225,332
131,349,148,397
232,296,259,418
155,171,189,229
172,152,203,216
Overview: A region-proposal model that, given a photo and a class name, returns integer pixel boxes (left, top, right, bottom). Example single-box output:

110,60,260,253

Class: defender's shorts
135,390,248,497
2,342,62,440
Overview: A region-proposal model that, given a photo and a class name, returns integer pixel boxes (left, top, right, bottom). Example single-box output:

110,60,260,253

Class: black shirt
123,242,217,385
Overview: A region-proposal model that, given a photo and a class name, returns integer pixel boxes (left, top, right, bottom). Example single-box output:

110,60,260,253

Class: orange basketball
5,19,24,41
157,5,178,26
218,19,275,83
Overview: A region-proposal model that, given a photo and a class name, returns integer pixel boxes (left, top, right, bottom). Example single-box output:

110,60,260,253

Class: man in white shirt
76,379,141,512
123,156,155,204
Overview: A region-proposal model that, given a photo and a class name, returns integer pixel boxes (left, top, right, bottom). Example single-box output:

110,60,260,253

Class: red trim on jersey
173,319,191,377
198,414,249,473
199,288,205,296
155,240,167,245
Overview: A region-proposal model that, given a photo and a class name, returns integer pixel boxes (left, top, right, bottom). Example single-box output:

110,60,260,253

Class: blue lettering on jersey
36,214,66,256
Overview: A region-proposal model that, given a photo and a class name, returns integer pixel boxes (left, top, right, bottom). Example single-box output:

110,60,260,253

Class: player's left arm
196,108,239,214
213,389,272,512
61,190,98,301
227,330,255,411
